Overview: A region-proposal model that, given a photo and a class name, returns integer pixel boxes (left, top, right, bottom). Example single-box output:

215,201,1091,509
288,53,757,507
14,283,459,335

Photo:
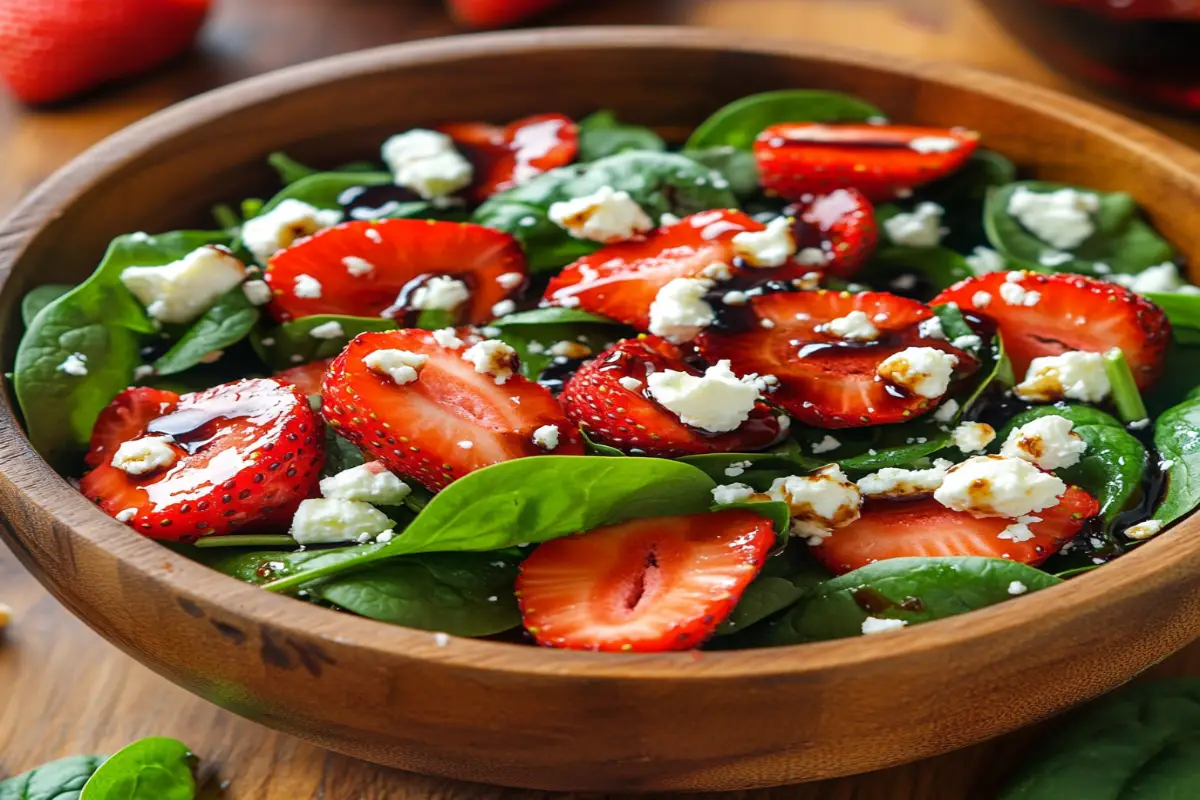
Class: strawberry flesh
274,359,333,398
86,387,180,468
787,189,878,278
440,113,578,202
517,509,775,652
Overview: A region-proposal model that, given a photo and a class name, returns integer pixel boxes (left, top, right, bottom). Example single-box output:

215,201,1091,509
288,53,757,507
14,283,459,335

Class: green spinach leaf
716,544,831,636
79,738,194,800
0,755,105,800
473,151,737,272
907,148,1016,252
858,246,973,296
152,286,259,375
192,548,331,584
21,285,73,327
680,440,820,492
257,170,392,215
577,110,665,161
685,89,885,151
252,315,397,372
322,429,366,478
489,306,630,379
1154,395,1200,526
683,146,760,199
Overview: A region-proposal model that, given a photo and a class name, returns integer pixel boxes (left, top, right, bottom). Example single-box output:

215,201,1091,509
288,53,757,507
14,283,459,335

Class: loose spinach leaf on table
1000,678,1200,800
985,181,1176,276
489,307,630,379
152,285,259,376
0,754,106,800
14,230,229,469
683,146,760,199
755,557,1060,646
1153,395,1200,526
473,151,738,273
79,737,194,800
20,284,73,327
262,456,718,592
684,89,885,151
577,110,666,161
251,315,397,372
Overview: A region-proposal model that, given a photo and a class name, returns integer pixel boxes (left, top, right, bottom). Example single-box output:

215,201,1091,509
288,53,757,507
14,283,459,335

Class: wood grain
3,1,1200,797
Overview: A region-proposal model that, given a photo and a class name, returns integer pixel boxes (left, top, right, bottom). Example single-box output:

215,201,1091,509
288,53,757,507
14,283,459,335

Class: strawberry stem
1103,347,1148,424
193,534,298,549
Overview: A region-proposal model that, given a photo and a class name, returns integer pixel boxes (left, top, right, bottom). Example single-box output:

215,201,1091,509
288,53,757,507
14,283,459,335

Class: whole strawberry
0,0,210,105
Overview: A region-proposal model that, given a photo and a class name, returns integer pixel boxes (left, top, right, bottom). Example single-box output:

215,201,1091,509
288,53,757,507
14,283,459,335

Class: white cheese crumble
431,328,464,349
242,279,273,306
308,320,345,340
952,421,996,454
1109,262,1200,295
319,463,411,505
933,398,960,424
115,508,137,523
998,516,1041,543
645,360,766,434
549,341,591,359
57,352,88,376
731,216,797,267
1125,519,1164,541
1007,186,1099,250
768,465,862,544
966,246,1005,275
111,436,178,476
411,276,470,311
883,202,944,248
120,246,247,324
648,277,715,343
548,186,653,243
933,455,1066,518
909,136,961,153
862,617,908,635
1008,580,1028,595
532,424,561,451
998,276,1041,307
491,299,517,318
290,498,393,545
824,310,880,341
811,435,841,454
364,349,428,386
712,483,757,505
1014,351,1111,404
724,460,752,477
618,376,643,392
857,459,954,499
971,290,992,309
241,199,343,263
343,256,374,277
381,129,474,200
876,347,959,399
293,274,323,299
496,271,524,289
952,334,981,350
918,316,946,340
1001,415,1088,471
461,339,518,385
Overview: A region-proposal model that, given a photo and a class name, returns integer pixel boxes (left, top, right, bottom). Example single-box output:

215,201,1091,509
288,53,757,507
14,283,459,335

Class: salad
14,90,1200,653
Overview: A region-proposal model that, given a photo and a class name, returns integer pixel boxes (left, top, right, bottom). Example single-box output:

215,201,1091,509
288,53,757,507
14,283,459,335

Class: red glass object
987,0,1200,114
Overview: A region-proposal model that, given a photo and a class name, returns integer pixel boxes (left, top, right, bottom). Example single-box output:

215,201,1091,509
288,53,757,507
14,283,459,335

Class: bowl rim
1,25,1197,682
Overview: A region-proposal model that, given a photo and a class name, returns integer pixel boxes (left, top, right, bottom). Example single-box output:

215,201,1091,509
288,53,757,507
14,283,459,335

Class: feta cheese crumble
966,246,1005,275
1125,519,1165,541
862,617,908,635
952,422,996,454
998,274,1041,307
645,360,767,434
971,290,992,309
57,352,88,376
876,347,959,399
768,465,862,544
909,136,961,153
618,376,643,392
1008,580,1028,595
857,459,954,499
548,186,653,243
731,216,797,267
491,299,517,318
308,320,345,340
364,349,428,386
242,279,273,306
647,278,715,343
292,274,323,299
1014,351,1111,404
933,398,960,423
1109,262,1200,295
320,463,411,505
811,435,841,454
343,256,375,277
411,276,470,311
998,516,1041,543
1001,415,1087,470
431,328,464,349
115,508,137,523
461,339,518,385
824,310,880,341
290,498,393,545
532,424,561,451
1007,186,1099,250
381,129,473,200
496,271,524,289
918,316,946,340
111,436,178,475
241,199,342,263
120,246,247,324
883,202,944,248
712,483,758,505
933,455,1066,518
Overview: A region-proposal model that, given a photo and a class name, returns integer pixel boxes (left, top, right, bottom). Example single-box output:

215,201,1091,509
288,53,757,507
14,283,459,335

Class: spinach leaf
998,405,1146,524
581,429,626,457
715,500,792,548
577,110,666,161
310,551,521,636
322,429,366,478
473,151,738,272
152,286,259,376
489,306,630,379
1147,340,1200,417
192,548,332,585
14,231,229,468
191,534,297,550
858,246,973,297
0,755,105,800
1146,291,1200,337
257,170,392,215
262,456,718,592
21,285,73,327
985,181,1176,276
252,315,397,371
758,557,1060,645
79,738,194,800
685,89,885,151
267,152,319,185
680,439,820,491
716,544,831,636
1000,678,1200,800
1153,395,1200,525
683,147,760,199
906,148,1016,252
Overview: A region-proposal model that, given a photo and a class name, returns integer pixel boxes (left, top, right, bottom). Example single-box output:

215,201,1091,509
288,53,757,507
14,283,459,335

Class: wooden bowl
2,27,1200,793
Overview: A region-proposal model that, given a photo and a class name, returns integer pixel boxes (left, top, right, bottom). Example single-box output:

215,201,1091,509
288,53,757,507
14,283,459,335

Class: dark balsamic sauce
337,184,423,220
537,357,588,396
852,587,926,614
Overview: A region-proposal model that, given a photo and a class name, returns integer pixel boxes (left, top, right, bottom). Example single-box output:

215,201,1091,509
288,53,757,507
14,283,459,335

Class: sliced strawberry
440,113,578,202
265,219,525,325
787,189,878,278
516,509,775,652
696,291,976,428
812,486,1100,575
755,123,980,202
79,378,324,541
274,359,333,397
543,210,815,329
559,336,783,457
85,387,180,469
931,272,1169,388
321,329,583,491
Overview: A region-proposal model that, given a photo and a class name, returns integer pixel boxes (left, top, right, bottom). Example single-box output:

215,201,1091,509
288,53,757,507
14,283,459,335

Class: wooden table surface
2,1,1199,796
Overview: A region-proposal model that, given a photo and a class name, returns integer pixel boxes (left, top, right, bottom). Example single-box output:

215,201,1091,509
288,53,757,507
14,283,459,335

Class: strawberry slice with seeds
274,359,333,398
543,210,813,330
695,290,976,428
321,328,583,491
755,123,980,202
79,378,324,541
812,486,1099,575
517,509,775,652
265,219,525,325
559,336,784,457
440,113,578,202
85,386,180,469
787,189,878,278
932,271,1169,388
